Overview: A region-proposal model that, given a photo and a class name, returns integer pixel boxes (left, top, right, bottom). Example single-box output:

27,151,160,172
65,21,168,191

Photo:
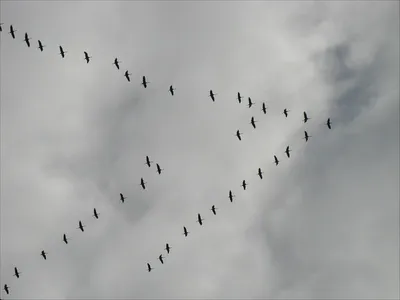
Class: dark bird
159,254,164,264
303,131,311,142
241,180,248,190
156,163,163,175
63,233,69,244
37,40,45,52
113,58,121,69
120,193,126,203
237,92,243,103
9,25,16,39
140,178,147,190
165,243,171,254
236,130,243,141
141,76,149,88
0,23,3,32
210,205,218,215
248,97,254,108
23,32,31,47
274,155,279,166
303,111,311,123
326,118,332,129
169,85,175,96
285,146,292,158
261,102,268,114
93,208,99,219
84,51,92,63
147,263,153,272
3,284,9,295
209,90,216,102
78,221,86,232
257,168,263,179
197,213,204,226
229,190,235,202
59,45,67,58
145,156,153,167
283,108,290,118
41,250,47,260
13,267,20,279
124,70,131,82
183,226,189,237
250,116,258,129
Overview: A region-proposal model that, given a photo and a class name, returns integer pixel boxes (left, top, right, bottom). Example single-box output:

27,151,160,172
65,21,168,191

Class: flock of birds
1,22,333,298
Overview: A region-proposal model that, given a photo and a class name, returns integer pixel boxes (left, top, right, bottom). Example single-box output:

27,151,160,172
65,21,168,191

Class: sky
0,1,399,299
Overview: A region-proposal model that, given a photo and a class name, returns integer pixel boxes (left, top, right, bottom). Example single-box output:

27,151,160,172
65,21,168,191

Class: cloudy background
0,1,398,299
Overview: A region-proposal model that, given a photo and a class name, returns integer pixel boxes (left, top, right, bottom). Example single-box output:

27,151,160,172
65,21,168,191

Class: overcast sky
0,1,399,299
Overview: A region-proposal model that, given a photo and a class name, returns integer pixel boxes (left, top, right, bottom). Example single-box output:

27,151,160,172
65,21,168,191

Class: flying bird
257,168,263,179
141,76,149,88
229,190,235,202
41,250,47,260
140,178,147,190
248,97,254,108
197,213,204,226
250,116,258,129
147,263,153,272
120,193,126,203
63,233,69,244
303,131,311,142
261,102,268,114
23,32,31,47
78,221,86,232
59,45,67,58
3,284,9,295
236,130,243,141
326,118,332,129
37,40,45,51
285,146,292,158
0,23,3,32
303,111,311,123
274,155,279,166
113,58,120,69
210,205,218,215
237,92,243,103
165,243,171,254
241,180,248,190
9,25,16,39
183,226,189,237
156,163,163,175
283,108,290,118
84,51,92,63
159,254,164,264
93,208,99,219
169,85,175,96
209,90,216,102
145,156,153,167
13,267,20,279
124,70,131,82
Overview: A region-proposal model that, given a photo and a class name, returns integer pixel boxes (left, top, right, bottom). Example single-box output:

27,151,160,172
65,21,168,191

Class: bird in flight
113,58,121,69
209,90,217,102
41,250,47,260
37,40,45,52
283,108,290,118
84,51,92,63
285,146,292,158
169,85,175,96
210,205,218,215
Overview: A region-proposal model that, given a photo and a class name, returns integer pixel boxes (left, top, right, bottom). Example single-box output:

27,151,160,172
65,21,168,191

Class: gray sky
0,1,398,299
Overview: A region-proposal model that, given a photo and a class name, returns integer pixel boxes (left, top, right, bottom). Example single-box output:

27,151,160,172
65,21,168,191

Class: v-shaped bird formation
0,22,334,297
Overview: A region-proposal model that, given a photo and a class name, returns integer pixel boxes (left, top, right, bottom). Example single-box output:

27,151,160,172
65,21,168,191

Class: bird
229,190,235,202
13,267,20,279
156,163,163,175
78,221,86,232
9,25,16,39
93,208,99,219
41,250,47,260
37,40,45,52
209,90,217,102
165,243,171,254
169,85,175,96
237,92,243,103
159,254,164,264
147,263,153,272
285,146,292,158
84,51,92,63
236,130,243,141
145,156,153,167
63,234,69,244
3,284,9,295
113,58,121,69
120,193,126,203
197,213,204,226
0,23,3,32
274,155,279,166
303,111,311,123
303,131,311,142
261,102,268,114
248,97,254,108
23,32,31,47
141,76,149,88
241,180,248,190
183,226,189,237
326,118,332,129
124,70,131,82
140,178,147,190
210,205,218,215
283,108,290,118
59,45,67,58
250,116,258,129
257,168,263,179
